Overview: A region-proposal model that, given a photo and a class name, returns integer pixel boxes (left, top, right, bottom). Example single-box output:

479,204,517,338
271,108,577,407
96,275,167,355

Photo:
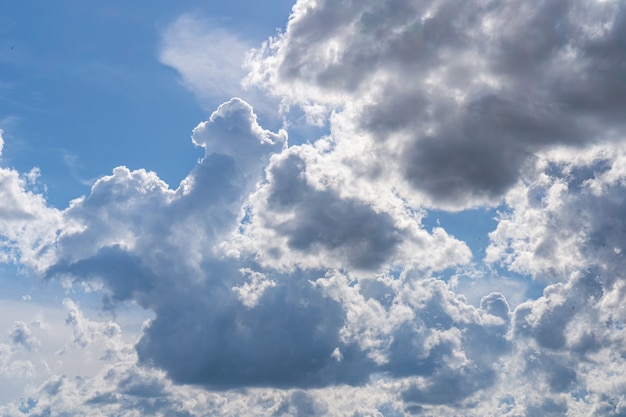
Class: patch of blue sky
0,262,120,317
0,263,36,301
422,206,498,260
281,105,332,147
422,207,545,306
0,1,294,209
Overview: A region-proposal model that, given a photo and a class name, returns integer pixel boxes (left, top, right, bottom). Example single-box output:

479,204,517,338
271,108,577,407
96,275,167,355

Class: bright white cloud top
1,0,626,415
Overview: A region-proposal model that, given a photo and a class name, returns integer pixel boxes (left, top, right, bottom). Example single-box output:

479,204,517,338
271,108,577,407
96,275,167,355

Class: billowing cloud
236,147,471,273
479,144,626,415
246,0,626,208
0,158,62,270
2,0,626,415
40,97,493,396
487,145,626,281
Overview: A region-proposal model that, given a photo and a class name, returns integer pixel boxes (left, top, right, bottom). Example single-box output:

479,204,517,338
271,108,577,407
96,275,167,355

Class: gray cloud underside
3,0,626,415
248,0,626,207
42,99,503,397
3,99,626,417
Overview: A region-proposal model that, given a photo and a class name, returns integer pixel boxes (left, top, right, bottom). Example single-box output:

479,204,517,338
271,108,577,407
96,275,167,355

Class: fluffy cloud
479,144,626,414
2,0,626,415
0,152,62,270
0,95,503,414
0,285,512,416
236,147,471,273
246,0,626,208
487,145,626,281
41,98,491,397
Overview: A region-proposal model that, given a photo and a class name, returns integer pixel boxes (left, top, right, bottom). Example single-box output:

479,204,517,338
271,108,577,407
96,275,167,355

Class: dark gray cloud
402,92,584,204
135,271,373,389
42,129,507,398
263,153,402,270
248,0,626,207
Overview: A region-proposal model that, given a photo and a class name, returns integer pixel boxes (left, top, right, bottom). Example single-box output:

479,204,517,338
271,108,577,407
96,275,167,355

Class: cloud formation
40,97,488,396
247,0,626,208
2,0,626,415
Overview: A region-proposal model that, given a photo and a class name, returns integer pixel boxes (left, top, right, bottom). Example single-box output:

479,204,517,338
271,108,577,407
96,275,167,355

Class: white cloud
2,0,626,415
9,321,40,351
0,164,62,271
487,145,626,281
160,15,251,103
246,0,626,209
159,14,283,119
235,145,472,274
232,268,276,308
3,96,500,408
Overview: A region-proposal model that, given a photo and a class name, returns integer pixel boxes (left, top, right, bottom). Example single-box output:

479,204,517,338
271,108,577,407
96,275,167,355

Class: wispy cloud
159,15,254,104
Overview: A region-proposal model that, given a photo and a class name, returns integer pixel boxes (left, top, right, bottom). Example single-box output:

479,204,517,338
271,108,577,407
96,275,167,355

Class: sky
0,0,626,415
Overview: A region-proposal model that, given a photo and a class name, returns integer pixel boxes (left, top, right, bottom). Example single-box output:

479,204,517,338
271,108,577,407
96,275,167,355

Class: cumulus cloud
234,143,472,274
246,0,626,208
487,145,626,281
17,95,500,403
477,143,626,414
2,0,626,415
0,283,513,416
0,164,62,270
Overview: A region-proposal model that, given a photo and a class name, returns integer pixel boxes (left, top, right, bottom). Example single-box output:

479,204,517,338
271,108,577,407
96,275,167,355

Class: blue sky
0,1,293,207
1,0,626,416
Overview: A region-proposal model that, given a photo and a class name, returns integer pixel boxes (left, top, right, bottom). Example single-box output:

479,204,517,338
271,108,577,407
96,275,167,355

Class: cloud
3,0,626,415
246,0,626,208
0,163,61,270
160,15,252,104
21,95,504,404
235,144,472,274
0,281,513,416
486,145,626,281
9,321,39,351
